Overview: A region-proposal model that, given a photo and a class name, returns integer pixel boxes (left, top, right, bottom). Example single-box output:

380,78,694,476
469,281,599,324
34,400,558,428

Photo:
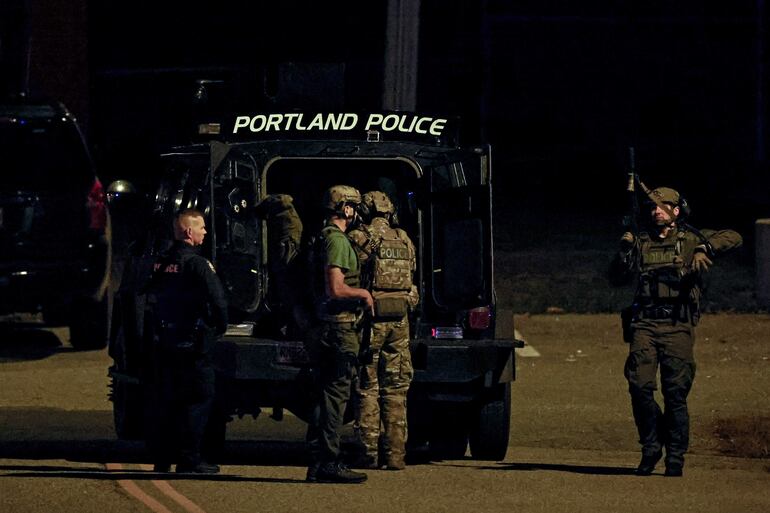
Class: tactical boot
176,461,220,474
306,461,322,482
315,462,368,484
635,450,663,476
350,453,381,470
385,454,405,471
664,457,684,477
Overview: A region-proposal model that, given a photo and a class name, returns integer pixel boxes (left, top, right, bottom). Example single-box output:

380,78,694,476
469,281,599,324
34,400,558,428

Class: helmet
322,185,361,212
361,191,395,216
254,193,294,217
650,187,680,206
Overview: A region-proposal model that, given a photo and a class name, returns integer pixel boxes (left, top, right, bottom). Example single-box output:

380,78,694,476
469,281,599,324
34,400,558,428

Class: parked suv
109,112,521,460
0,99,111,349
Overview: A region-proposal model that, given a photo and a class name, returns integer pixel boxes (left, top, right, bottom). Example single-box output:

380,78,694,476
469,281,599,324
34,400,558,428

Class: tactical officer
305,185,374,484
145,208,228,474
610,187,742,477
348,191,418,470
254,193,304,334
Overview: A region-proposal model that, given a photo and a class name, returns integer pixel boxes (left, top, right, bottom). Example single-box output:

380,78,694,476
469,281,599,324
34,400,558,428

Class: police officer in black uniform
145,208,228,474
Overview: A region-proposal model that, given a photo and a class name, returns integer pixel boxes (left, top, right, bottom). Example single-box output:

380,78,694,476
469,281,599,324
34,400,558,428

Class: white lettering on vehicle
231,113,447,136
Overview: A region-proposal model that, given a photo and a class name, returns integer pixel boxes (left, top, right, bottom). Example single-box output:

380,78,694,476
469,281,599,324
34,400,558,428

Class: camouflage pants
624,319,696,467
354,316,414,466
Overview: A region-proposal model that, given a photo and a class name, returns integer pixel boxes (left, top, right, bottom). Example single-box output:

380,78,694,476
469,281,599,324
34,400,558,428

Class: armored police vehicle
109,111,521,460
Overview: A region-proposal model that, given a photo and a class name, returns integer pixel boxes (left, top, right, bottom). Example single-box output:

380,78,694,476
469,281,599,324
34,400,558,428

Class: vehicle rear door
209,142,264,312
422,145,494,312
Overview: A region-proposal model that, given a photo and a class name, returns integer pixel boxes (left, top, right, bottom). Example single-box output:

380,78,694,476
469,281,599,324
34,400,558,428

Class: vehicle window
0,121,92,190
430,154,488,192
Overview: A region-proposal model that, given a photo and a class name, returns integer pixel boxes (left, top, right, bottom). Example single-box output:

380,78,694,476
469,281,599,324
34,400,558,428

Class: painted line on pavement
514,328,540,357
140,464,208,513
105,463,175,513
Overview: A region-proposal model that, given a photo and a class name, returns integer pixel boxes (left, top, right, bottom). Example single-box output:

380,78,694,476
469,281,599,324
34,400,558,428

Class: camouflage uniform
611,188,742,475
348,210,417,470
254,194,303,317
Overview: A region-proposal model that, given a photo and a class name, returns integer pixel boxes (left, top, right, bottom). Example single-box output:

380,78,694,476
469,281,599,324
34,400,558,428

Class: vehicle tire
112,377,145,440
69,295,109,350
469,382,511,460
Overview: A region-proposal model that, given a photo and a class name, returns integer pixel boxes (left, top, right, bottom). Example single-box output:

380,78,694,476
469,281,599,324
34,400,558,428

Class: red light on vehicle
87,178,107,232
467,306,492,330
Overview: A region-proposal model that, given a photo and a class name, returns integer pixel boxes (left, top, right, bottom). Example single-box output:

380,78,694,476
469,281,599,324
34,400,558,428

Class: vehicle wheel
469,382,511,460
112,377,145,440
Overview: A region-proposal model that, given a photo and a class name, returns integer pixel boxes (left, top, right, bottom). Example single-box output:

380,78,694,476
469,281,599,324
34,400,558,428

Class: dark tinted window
0,118,92,190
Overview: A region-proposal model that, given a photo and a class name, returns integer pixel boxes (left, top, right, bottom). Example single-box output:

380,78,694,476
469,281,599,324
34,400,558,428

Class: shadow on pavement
0,463,306,484
474,461,636,476
0,326,63,361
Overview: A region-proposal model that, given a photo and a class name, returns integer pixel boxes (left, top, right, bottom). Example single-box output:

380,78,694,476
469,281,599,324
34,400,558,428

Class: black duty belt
636,305,681,320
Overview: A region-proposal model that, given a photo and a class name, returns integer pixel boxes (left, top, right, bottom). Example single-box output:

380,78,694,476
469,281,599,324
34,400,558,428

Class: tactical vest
145,247,208,352
356,220,415,319
310,224,362,322
371,228,413,293
636,230,701,306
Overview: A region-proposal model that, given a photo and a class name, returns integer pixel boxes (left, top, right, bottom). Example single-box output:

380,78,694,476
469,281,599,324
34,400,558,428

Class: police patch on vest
642,248,677,266
373,239,412,291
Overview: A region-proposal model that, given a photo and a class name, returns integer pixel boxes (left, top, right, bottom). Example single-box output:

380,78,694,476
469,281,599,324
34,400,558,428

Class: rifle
611,146,642,283
623,146,639,234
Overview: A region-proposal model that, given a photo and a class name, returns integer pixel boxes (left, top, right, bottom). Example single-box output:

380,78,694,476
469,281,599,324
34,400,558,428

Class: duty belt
635,304,689,321
638,305,674,319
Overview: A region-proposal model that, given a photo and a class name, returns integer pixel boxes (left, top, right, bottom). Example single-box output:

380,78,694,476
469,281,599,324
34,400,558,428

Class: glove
692,250,713,272
620,232,635,251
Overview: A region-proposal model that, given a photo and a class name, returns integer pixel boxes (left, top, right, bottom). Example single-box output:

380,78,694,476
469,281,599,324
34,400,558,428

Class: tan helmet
322,185,361,211
650,187,680,205
362,190,395,216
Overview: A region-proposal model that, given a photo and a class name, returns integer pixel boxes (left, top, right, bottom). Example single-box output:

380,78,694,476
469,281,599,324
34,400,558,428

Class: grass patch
493,209,760,313
712,416,770,460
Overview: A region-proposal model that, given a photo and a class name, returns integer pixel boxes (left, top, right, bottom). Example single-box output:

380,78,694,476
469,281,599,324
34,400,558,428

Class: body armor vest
354,218,415,319
636,230,700,305
146,247,208,352
371,229,413,293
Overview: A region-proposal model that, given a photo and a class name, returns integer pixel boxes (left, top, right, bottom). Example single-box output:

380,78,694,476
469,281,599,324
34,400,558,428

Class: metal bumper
213,335,522,386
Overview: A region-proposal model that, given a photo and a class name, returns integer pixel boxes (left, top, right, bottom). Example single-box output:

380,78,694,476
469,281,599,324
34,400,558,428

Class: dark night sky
7,0,763,231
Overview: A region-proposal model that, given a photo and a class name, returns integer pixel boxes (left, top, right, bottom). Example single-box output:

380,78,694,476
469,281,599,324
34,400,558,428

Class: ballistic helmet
362,190,395,216
322,185,361,212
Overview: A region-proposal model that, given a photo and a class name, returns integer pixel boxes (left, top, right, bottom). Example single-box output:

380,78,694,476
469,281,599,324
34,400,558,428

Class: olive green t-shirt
323,224,359,277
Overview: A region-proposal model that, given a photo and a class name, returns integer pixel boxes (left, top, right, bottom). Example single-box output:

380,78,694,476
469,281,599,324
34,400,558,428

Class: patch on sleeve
206,259,216,273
